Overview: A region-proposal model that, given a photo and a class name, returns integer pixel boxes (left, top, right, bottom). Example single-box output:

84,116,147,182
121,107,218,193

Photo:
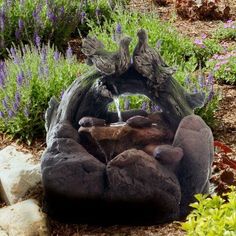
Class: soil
1,1,236,235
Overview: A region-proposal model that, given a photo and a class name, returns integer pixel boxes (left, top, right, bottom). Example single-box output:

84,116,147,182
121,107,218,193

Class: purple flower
95,7,101,17
54,50,60,61
185,75,191,85
201,33,207,39
207,90,214,102
141,101,147,111
80,11,86,24
66,46,73,59
8,109,14,118
0,111,4,118
156,39,162,50
34,32,40,47
18,19,24,31
41,46,47,63
60,6,65,15
47,10,57,23
193,87,198,94
194,38,205,48
10,47,19,64
116,23,122,34
15,29,21,40
15,91,21,103
0,70,5,88
2,98,8,109
198,74,205,89
207,73,214,86
13,102,19,111
17,71,24,86
124,98,130,110
0,8,6,31
24,107,29,117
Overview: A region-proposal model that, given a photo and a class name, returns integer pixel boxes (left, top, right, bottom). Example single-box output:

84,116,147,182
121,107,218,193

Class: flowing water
113,97,122,122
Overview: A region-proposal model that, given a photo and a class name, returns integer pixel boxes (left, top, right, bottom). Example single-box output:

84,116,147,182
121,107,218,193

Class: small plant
214,20,236,41
206,50,236,85
0,42,87,142
181,187,236,235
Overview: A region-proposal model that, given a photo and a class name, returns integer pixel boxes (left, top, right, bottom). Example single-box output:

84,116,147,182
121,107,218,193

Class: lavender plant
0,0,111,58
0,42,86,142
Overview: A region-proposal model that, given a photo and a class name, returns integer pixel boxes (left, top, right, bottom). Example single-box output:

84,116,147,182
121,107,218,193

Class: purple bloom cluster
194,34,207,48
224,20,236,29
210,50,236,72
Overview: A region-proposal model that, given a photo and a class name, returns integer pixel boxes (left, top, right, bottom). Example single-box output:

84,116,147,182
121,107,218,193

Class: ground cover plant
0,42,87,142
0,0,111,58
182,188,236,235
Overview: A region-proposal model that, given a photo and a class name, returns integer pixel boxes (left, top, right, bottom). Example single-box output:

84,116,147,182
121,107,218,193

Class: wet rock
173,114,214,216
0,146,41,205
79,124,172,163
126,115,152,128
79,116,106,127
0,199,48,236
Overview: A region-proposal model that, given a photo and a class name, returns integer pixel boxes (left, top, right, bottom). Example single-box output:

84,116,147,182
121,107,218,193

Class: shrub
0,42,87,142
182,187,236,235
0,0,111,58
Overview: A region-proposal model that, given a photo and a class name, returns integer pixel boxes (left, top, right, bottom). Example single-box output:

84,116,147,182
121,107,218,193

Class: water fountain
41,29,213,224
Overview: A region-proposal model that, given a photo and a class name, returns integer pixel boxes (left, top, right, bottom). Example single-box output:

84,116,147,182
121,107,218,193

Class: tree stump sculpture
41,29,213,224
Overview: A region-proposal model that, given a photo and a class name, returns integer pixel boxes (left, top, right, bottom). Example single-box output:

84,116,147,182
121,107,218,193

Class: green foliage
0,0,111,58
182,187,236,236
0,43,87,142
214,20,236,41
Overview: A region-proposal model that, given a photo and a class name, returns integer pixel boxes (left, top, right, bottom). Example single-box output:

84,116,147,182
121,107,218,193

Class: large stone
173,115,214,216
0,199,48,236
0,146,41,205
106,149,181,222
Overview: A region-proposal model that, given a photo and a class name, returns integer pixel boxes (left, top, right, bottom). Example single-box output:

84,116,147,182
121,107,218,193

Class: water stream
113,97,122,122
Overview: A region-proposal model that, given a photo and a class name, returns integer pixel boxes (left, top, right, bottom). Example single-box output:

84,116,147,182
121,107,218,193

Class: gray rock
0,146,41,205
0,199,48,236
173,114,214,216
126,115,152,128
79,116,106,127
106,149,181,221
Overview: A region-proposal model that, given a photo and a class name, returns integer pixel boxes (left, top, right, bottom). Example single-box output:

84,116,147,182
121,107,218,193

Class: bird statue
81,36,132,75
133,29,175,89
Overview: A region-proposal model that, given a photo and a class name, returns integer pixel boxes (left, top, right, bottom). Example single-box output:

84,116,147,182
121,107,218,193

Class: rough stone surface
126,115,152,128
106,149,181,207
78,124,173,163
0,146,41,205
173,114,214,216
79,116,106,127
0,199,48,236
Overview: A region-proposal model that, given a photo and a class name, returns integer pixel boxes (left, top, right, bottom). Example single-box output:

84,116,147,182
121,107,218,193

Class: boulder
126,115,152,128
106,149,181,222
0,199,48,236
0,146,41,205
173,115,214,216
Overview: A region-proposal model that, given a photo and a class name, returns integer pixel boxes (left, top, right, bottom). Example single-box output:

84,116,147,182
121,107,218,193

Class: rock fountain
41,29,214,224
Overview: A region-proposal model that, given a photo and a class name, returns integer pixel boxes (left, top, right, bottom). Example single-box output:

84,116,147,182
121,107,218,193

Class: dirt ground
1,1,236,236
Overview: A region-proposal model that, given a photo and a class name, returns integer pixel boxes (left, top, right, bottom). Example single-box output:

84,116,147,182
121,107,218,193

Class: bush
182,187,236,235
0,0,111,58
0,42,87,142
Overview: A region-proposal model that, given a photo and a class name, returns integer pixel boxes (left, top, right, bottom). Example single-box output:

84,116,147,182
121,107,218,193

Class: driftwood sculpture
41,29,213,224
